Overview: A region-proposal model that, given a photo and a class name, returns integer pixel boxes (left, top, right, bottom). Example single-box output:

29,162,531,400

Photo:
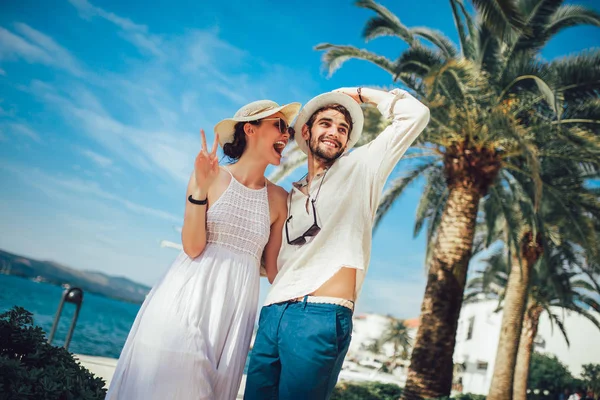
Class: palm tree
467,243,600,400
482,86,600,395
514,272,600,399
379,318,413,366
364,338,383,355
278,1,600,398
468,137,600,398
483,131,600,398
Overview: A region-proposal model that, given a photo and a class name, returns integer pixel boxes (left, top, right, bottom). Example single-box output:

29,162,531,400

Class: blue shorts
244,296,353,400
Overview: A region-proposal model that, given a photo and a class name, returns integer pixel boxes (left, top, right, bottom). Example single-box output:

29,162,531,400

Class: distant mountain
0,249,150,303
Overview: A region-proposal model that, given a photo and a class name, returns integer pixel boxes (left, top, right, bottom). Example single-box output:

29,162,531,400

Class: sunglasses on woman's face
285,198,321,245
262,118,295,137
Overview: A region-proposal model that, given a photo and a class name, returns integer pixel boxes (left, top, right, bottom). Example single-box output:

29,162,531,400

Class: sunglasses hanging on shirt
285,169,328,245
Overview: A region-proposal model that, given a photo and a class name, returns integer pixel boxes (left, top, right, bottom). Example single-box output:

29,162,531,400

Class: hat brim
214,102,301,148
292,92,364,155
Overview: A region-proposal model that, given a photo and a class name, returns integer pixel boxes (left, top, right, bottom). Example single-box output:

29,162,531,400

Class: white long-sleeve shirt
264,88,430,306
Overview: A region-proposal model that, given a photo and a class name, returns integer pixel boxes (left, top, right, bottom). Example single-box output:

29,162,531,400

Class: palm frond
545,5,600,39
552,49,600,101
395,44,446,80
410,27,458,58
374,161,438,230
422,59,479,103
315,43,396,78
484,179,523,249
355,0,415,43
470,0,526,38
548,311,571,347
449,0,475,58
562,304,600,332
498,125,543,210
502,0,562,68
498,63,558,113
475,23,503,78
454,0,478,43
570,279,599,293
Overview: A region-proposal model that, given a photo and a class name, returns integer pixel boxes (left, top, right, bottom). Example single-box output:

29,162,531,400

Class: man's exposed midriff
310,266,356,301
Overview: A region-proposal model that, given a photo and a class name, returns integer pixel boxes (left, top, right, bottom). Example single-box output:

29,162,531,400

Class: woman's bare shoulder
266,181,289,204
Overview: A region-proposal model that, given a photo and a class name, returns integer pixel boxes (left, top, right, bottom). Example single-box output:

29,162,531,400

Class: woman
106,99,300,400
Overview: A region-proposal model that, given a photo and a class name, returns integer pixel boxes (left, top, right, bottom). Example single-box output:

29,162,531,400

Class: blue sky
1,0,599,319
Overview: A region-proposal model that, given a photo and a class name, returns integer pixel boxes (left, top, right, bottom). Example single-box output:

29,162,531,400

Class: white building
341,301,600,395
454,299,600,395
341,313,419,386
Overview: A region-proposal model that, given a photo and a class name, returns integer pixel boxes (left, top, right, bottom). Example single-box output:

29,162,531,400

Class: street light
48,287,84,350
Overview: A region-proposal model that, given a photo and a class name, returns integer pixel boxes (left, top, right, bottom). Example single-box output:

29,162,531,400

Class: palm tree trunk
488,232,543,400
513,302,543,400
402,184,482,400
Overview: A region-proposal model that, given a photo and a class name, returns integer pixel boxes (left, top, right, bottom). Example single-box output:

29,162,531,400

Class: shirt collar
292,168,330,190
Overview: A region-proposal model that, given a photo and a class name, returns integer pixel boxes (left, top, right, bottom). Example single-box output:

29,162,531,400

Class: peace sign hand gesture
194,129,220,192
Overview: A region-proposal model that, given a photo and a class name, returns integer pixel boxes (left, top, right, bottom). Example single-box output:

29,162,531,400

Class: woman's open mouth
273,140,287,155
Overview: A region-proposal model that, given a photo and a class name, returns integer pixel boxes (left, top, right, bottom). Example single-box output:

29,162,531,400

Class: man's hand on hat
194,129,220,192
333,87,362,104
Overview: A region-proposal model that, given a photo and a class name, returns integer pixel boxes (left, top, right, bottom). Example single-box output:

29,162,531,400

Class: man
244,86,430,399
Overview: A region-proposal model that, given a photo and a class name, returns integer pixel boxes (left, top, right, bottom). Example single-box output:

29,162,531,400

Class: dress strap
222,166,234,177
224,166,268,190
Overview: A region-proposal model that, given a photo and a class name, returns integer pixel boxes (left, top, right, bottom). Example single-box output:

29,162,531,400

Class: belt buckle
289,297,302,304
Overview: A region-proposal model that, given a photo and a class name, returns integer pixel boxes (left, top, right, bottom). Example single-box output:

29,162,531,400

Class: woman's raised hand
194,129,220,191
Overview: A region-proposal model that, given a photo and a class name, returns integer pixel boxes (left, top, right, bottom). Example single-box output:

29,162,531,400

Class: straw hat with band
214,100,301,147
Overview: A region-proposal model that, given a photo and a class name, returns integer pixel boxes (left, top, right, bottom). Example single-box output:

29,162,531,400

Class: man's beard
308,130,345,163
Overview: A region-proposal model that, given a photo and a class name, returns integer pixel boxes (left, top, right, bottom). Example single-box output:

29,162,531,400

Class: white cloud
0,26,48,61
181,29,247,73
68,0,144,31
209,84,250,104
79,148,113,168
0,161,181,223
67,0,162,57
25,80,195,182
0,68,6,76
0,23,84,76
9,3,317,190
181,91,199,114
0,1,320,286
8,122,42,143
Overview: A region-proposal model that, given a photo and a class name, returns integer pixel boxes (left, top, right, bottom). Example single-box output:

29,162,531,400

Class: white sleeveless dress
106,169,270,400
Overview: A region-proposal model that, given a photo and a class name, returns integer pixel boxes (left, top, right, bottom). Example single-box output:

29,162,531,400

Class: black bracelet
188,194,208,205
357,87,365,103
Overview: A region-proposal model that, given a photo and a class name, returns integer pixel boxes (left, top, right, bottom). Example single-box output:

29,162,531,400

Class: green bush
332,381,403,400
581,363,600,394
528,352,577,395
0,306,107,400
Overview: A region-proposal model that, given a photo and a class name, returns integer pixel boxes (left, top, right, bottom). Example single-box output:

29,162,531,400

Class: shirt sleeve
355,88,430,194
